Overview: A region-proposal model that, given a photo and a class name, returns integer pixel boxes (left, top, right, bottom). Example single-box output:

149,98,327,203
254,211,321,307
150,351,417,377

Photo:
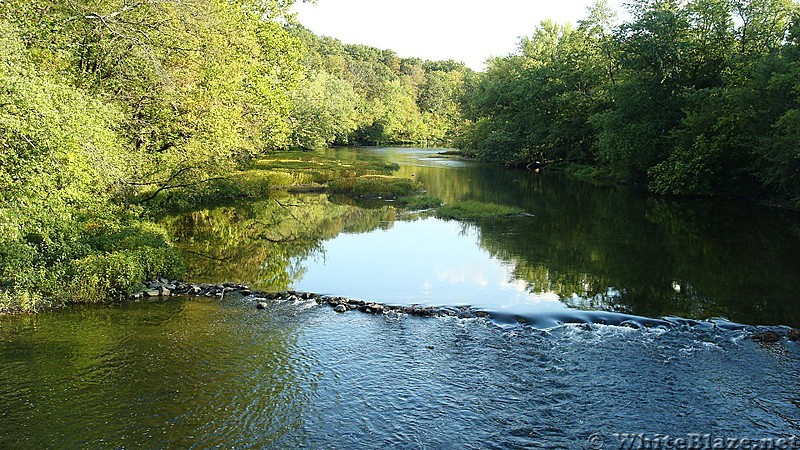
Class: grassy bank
147,151,418,212
1,150,425,314
0,209,186,314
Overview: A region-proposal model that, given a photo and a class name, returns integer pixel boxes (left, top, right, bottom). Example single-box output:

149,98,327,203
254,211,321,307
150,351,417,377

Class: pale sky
292,0,625,71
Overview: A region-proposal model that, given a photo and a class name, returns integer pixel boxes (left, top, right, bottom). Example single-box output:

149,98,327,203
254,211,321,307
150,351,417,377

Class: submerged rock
788,328,800,341
751,331,782,343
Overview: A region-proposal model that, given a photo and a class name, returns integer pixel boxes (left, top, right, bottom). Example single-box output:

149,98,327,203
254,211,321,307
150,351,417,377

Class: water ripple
1,300,798,448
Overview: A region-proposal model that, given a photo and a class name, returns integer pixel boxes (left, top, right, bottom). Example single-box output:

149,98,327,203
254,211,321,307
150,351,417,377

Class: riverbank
512,160,800,212
439,147,800,211
145,150,420,213
0,147,533,315
0,150,424,315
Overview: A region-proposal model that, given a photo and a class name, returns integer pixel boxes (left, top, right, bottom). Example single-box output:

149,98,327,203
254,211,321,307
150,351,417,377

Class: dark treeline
458,0,800,204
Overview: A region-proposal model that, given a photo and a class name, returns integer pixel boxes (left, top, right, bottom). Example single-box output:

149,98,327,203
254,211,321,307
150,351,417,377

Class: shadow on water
0,299,319,448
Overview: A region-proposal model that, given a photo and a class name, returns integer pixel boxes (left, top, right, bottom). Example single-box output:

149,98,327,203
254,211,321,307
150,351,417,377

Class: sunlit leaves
461,0,800,203
288,26,471,146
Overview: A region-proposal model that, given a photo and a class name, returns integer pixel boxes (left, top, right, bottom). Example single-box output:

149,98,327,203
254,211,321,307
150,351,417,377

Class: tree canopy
459,0,800,204
0,0,304,310
288,25,473,147
3,0,800,312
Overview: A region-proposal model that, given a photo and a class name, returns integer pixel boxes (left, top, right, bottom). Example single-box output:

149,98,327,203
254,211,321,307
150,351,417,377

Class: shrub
65,245,184,304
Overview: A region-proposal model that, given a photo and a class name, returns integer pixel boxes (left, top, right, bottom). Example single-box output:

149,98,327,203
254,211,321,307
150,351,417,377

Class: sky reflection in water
294,217,566,314
166,147,800,327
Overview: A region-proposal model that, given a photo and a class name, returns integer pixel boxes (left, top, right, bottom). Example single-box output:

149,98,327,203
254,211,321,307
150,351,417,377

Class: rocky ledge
131,280,800,341
751,328,800,342
130,279,254,299
130,279,488,319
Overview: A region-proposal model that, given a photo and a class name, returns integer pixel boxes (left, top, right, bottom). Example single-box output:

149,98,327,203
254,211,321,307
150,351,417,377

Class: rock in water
256,302,268,310
333,305,347,314
751,331,781,343
789,328,800,341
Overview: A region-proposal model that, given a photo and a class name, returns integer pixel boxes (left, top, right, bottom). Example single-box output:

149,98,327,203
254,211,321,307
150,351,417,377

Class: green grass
253,151,399,178
328,175,422,198
396,195,444,210
148,170,273,212
253,152,415,199
435,200,525,220
147,151,406,212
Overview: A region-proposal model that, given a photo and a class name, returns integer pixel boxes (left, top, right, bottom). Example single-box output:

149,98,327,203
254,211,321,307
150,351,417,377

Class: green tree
742,15,800,202
1,0,304,202
462,19,609,166
0,0,308,310
0,21,182,310
289,71,361,149
419,69,468,142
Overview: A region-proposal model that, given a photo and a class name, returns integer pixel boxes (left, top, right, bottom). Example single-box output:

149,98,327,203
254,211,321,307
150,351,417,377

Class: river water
1,147,798,448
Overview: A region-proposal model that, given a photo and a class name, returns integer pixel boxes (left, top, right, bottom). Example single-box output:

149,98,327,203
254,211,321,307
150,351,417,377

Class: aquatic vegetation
435,201,524,220
396,195,444,210
328,175,423,199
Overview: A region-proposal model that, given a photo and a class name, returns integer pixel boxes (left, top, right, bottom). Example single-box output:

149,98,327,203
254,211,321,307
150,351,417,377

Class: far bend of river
1,147,799,448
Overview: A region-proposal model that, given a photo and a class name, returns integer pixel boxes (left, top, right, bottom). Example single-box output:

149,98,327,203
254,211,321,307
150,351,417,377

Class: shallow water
1,298,798,449
2,147,799,448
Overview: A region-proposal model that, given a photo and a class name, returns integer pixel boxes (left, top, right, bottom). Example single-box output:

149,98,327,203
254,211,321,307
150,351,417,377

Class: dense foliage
0,0,467,311
459,0,800,204
4,0,799,312
0,0,304,311
287,26,473,147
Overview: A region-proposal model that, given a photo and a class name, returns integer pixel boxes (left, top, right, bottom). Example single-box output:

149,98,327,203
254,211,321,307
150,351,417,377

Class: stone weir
130,279,488,319
130,279,800,341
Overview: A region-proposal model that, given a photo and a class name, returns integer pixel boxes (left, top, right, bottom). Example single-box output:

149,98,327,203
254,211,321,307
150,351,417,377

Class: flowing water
1,147,798,448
